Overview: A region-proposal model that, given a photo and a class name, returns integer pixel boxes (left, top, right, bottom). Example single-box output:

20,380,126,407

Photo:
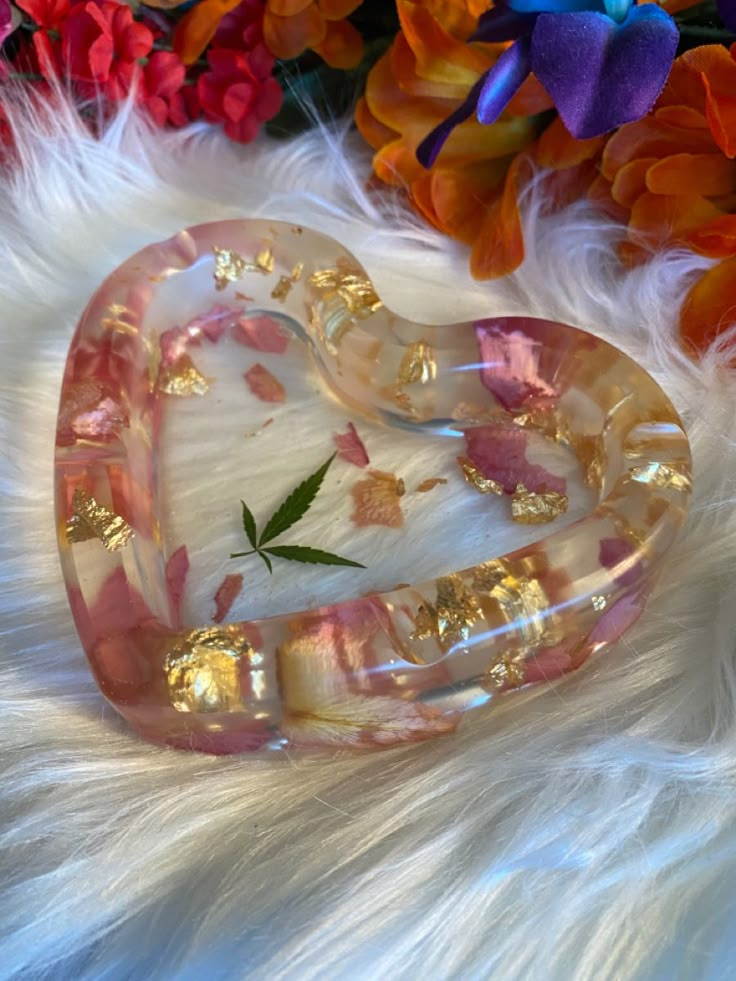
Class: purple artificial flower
417,0,679,168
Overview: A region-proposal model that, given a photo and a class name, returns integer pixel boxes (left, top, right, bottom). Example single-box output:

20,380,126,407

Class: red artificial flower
61,0,154,100
15,0,71,78
139,51,199,127
197,47,282,142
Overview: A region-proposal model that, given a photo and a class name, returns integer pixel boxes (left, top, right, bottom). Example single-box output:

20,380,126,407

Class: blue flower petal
470,5,535,43
530,4,679,139
416,74,487,169
507,0,605,13
477,37,533,125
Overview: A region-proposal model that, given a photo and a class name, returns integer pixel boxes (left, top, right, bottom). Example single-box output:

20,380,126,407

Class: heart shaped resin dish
55,220,692,754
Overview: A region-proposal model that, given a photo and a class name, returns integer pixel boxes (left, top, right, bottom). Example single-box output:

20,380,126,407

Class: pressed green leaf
258,453,336,547
263,545,365,568
230,550,255,559
257,550,273,574
240,500,258,549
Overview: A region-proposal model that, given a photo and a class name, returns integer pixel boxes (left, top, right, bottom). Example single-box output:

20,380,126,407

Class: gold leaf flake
397,341,436,386
471,560,508,593
159,354,211,397
308,260,382,318
235,291,255,302
255,244,275,274
65,488,134,551
291,262,304,281
629,462,691,492
485,651,527,689
591,595,607,612
213,247,248,290
165,625,253,713
291,226,303,235
411,575,483,652
457,456,504,495
416,477,447,493
511,483,568,524
271,275,293,302
101,304,137,335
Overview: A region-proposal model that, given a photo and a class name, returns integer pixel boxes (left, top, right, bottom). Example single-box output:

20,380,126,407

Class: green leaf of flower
262,545,366,568
257,550,273,575
258,453,336,547
240,500,258,549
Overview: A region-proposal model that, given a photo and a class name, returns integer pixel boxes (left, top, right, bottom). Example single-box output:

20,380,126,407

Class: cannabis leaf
230,454,365,574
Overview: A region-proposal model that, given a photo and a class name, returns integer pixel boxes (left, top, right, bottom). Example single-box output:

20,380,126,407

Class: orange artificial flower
263,0,364,68
586,44,736,353
355,0,553,279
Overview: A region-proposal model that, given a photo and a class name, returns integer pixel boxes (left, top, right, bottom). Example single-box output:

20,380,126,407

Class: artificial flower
139,50,198,128
590,45,736,352
15,0,70,78
355,0,549,278
173,0,244,65
263,0,364,68
197,45,282,141
417,0,679,166
61,0,154,99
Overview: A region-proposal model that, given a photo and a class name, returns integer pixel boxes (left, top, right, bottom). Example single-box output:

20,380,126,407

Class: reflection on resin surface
55,220,692,754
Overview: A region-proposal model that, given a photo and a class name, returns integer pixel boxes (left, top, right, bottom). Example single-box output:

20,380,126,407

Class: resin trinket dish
55,220,692,754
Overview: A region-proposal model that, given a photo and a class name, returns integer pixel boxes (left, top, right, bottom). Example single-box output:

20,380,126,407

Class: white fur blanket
2,94,736,980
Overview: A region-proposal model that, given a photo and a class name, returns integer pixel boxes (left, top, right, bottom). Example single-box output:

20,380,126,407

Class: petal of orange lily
611,157,657,208
268,0,312,14
174,0,243,64
679,256,736,353
654,105,709,130
535,115,605,169
398,0,493,88
471,155,528,279
588,174,629,222
391,28,471,100
628,191,723,249
602,116,716,180
506,74,554,117
646,153,736,196
414,159,509,243
683,215,736,257
314,17,363,68
319,0,363,19
702,74,736,160
354,96,397,151
263,4,326,60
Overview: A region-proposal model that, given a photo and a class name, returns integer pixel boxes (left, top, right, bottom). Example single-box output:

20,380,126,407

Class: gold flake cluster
65,488,134,551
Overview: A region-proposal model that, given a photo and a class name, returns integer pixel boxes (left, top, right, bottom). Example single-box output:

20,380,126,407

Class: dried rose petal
476,323,558,410
212,573,244,623
464,424,566,495
244,363,286,403
185,304,243,344
334,422,369,468
599,537,643,588
417,478,448,492
350,470,405,528
233,314,289,354
56,380,129,447
160,326,189,365
165,545,189,628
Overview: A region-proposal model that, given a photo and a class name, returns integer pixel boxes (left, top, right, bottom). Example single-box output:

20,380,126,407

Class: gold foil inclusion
165,625,254,713
416,477,447,493
457,457,504,495
65,488,134,551
270,263,305,302
308,261,382,317
159,354,211,396
255,244,275,274
213,247,248,290
511,484,568,524
411,575,483,652
512,409,606,489
101,304,138,335
629,462,692,492
397,341,437,386
485,651,527,689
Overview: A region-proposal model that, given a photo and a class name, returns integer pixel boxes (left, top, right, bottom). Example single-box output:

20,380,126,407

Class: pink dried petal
599,537,643,588
334,422,369,468
56,380,129,447
233,314,289,354
244,363,286,403
476,323,558,410
464,424,566,495
185,304,243,343
588,592,644,647
160,327,189,365
165,545,189,628
212,573,244,623
350,470,405,528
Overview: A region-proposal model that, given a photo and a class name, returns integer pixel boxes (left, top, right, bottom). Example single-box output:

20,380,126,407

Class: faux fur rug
2,93,736,980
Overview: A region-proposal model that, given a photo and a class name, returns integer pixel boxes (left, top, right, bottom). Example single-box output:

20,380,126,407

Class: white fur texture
2,94,736,980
